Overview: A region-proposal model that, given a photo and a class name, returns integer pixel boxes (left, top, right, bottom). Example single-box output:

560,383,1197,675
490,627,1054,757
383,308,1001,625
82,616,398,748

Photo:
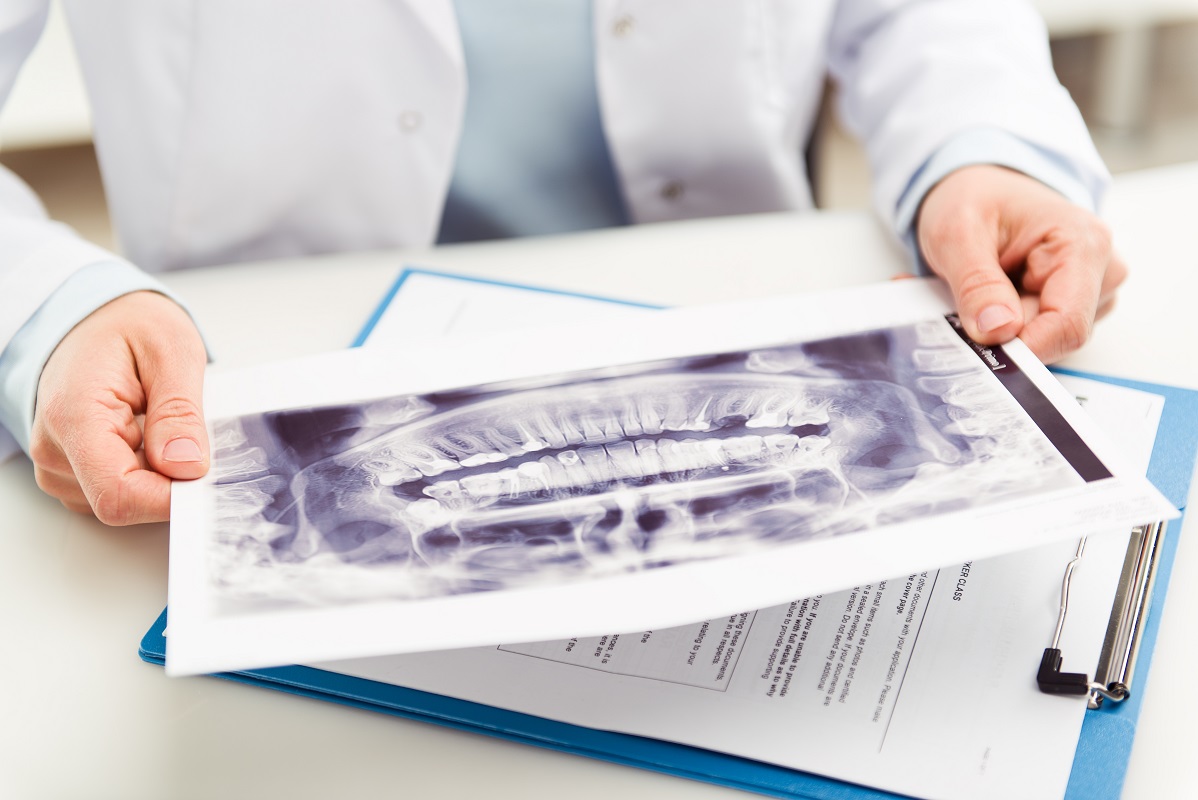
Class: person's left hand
916,164,1127,364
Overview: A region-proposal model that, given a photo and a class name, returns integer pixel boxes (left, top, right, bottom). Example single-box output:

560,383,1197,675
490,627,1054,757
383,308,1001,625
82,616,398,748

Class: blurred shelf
1032,0,1198,36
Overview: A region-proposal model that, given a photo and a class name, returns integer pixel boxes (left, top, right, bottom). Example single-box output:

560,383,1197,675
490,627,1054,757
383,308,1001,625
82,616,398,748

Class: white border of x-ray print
166,278,1177,676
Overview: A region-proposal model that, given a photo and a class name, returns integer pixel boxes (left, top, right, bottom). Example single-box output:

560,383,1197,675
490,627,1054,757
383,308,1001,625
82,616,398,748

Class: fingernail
977,305,1016,333
163,438,203,463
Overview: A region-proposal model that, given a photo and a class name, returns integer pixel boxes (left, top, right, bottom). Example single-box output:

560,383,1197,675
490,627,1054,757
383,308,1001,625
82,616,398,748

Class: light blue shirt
0,1,1096,453
438,0,627,243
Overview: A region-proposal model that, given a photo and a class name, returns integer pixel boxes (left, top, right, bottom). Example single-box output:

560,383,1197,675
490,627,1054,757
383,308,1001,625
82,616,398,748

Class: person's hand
916,164,1127,363
30,291,209,524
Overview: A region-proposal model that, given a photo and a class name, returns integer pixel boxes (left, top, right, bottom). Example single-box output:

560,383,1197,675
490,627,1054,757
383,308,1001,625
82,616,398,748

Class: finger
28,430,74,481
1018,238,1108,364
1094,251,1128,323
1102,251,1129,297
29,435,131,522
58,412,173,525
138,328,210,481
33,466,91,510
1019,311,1086,364
37,445,153,508
62,500,98,517
921,216,1023,345
1095,294,1117,322
71,456,172,525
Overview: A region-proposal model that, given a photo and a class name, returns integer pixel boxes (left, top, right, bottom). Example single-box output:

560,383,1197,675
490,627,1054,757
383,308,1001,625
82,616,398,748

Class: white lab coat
0,0,1105,455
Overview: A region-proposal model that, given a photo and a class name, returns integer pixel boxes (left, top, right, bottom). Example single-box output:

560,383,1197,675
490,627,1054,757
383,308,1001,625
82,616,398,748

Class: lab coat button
612,16,634,37
660,180,684,201
398,110,423,132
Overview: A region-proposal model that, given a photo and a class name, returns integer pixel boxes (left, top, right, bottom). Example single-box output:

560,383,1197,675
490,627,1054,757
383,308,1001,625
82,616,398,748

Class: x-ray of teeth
207,320,1080,613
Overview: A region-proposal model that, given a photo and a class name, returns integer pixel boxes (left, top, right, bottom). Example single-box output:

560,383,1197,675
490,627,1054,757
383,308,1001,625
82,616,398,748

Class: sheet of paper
167,277,1175,676
314,271,1164,800
328,524,1127,800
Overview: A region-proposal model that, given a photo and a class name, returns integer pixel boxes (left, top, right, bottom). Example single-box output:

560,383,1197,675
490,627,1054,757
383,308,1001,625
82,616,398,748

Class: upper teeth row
360,396,835,482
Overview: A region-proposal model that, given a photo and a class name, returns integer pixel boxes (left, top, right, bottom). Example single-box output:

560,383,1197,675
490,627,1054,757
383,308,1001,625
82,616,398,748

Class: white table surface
2,163,1195,800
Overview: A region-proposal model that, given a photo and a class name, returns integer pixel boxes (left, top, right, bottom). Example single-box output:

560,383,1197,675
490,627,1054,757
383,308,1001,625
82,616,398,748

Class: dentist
0,0,1124,524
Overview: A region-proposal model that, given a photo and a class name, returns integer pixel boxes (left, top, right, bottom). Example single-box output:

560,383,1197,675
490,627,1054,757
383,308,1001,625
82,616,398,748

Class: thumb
139,327,210,481
922,221,1023,346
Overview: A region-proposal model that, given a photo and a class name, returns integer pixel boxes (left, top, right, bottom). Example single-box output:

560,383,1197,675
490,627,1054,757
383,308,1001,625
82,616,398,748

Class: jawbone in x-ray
209,320,1078,611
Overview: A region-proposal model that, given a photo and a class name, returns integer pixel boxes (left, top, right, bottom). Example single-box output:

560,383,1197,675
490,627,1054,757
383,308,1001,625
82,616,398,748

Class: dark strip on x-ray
945,314,1111,482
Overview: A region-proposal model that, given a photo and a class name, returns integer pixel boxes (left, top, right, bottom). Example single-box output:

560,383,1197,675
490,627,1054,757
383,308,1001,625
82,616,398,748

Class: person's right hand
29,291,209,525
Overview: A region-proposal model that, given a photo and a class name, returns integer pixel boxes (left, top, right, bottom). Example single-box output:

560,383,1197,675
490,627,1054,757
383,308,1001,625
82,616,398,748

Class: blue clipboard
142,268,1198,800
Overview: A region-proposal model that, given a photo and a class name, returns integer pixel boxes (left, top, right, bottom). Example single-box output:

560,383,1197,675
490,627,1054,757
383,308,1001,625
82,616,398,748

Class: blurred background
2,0,1197,252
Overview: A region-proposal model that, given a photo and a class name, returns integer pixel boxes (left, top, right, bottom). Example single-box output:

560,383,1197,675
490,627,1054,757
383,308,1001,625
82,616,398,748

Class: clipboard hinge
1036,521,1167,709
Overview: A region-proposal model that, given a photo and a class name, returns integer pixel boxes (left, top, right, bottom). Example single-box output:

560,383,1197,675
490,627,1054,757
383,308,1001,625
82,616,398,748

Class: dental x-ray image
206,317,1083,613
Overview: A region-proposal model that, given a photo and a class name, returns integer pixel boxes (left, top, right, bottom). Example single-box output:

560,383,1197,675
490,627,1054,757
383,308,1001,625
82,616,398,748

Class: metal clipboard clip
1036,520,1168,708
